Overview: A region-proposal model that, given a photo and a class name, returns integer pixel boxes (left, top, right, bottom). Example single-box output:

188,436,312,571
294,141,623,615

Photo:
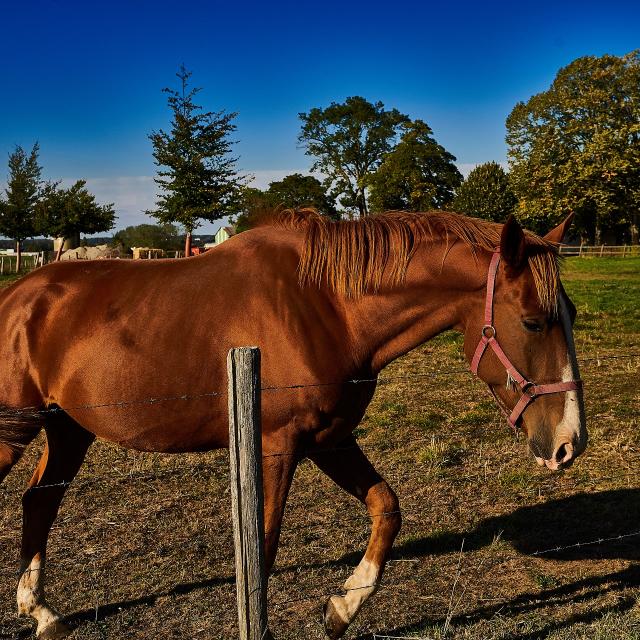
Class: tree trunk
358,189,369,217
15,240,21,273
594,224,602,246
631,213,639,245
55,239,65,262
53,233,80,260
184,232,192,258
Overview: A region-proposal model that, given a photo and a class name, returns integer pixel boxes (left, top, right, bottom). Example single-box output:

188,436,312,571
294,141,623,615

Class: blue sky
0,0,638,233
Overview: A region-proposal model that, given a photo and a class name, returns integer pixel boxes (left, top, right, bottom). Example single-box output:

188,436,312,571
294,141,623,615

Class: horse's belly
65,401,229,452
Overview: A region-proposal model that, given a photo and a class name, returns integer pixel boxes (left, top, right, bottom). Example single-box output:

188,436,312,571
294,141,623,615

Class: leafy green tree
368,120,462,212
267,174,338,218
0,144,42,271
148,65,245,256
299,97,409,216
506,50,640,241
233,175,339,232
112,223,182,253
36,180,116,260
452,161,516,222
232,187,274,233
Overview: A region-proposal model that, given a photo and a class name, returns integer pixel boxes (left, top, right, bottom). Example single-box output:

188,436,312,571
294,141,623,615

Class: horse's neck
345,242,484,374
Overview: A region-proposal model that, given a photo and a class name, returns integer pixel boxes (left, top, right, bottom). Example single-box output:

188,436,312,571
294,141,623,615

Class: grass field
1,258,639,639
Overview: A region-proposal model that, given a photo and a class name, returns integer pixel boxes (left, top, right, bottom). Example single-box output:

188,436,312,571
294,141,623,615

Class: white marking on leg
328,558,381,625
17,556,65,636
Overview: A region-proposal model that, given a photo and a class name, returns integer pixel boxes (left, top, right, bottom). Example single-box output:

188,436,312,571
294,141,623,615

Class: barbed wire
1,352,637,420
6,402,639,496
1,350,637,489
10,428,639,496
7,457,638,548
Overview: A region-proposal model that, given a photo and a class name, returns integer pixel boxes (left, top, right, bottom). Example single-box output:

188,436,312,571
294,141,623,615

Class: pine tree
148,65,245,256
0,144,42,272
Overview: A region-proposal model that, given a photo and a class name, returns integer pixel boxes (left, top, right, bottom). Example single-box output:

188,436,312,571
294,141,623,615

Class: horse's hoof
37,620,72,640
323,596,349,639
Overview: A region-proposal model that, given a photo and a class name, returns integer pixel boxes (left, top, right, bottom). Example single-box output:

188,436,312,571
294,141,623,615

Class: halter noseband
470,250,582,431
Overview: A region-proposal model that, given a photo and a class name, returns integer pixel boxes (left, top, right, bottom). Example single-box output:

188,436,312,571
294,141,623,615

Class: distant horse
0,210,586,639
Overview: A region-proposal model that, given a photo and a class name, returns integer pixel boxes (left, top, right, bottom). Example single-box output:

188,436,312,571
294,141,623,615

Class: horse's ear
543,213,574,244
500,214,527,271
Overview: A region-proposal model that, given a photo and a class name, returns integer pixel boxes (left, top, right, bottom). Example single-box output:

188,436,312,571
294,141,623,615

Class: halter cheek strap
470,250,582,431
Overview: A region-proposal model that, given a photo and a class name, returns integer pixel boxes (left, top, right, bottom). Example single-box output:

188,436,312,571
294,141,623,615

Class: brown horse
0,210,586,639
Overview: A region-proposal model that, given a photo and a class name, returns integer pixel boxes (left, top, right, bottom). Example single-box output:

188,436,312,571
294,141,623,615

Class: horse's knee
366,481,401,539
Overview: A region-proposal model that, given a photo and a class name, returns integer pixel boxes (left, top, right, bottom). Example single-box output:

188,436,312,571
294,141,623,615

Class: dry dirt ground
1,258,639,640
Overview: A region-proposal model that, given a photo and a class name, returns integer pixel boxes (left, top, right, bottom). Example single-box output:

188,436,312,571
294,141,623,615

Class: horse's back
0,233,359,451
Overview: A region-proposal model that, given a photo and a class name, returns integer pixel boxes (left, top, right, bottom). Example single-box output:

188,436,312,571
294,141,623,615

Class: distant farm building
205,225,237,249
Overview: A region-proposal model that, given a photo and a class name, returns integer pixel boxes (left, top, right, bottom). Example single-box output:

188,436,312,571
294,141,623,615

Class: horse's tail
0,406,41,484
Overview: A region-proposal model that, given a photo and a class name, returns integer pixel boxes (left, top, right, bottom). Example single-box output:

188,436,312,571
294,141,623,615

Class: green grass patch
563,257,640,335
450,401,496,427
416,438,466,468
379,400,408,416
0,273,21,288
409,411,446,431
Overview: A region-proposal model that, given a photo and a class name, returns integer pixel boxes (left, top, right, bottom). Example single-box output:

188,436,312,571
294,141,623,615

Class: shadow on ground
8,489,640,638
353,565,640,640
354,487,640,639
392,487,640,561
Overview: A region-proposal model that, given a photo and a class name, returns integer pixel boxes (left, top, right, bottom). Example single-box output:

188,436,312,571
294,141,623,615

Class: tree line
2,50,639,265
155,51,639,245
0,144,115,270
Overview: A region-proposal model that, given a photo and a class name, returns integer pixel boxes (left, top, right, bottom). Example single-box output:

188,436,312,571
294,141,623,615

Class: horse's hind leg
310,437,401,640
18,412,94,639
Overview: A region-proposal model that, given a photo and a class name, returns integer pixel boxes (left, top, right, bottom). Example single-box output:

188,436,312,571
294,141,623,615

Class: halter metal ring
482,325,496,339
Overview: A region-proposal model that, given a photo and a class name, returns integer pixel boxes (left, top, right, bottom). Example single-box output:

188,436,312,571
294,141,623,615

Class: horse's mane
260,208,560,313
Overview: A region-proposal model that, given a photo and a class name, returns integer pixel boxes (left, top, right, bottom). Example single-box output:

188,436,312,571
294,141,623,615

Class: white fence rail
559,244,640,257
0,252,44,274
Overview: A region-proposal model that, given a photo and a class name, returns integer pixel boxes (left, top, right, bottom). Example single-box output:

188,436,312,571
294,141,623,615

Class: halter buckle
482,325,496,339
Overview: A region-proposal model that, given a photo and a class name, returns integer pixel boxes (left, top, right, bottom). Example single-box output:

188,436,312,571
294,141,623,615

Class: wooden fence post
227,347,273,640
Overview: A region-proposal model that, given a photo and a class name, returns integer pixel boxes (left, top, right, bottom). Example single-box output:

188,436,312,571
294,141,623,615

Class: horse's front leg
310,437,401,639
261,446,299,572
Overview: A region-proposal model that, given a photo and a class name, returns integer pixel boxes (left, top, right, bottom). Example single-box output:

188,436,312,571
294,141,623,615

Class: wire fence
1,349,638,638
1,350,637,494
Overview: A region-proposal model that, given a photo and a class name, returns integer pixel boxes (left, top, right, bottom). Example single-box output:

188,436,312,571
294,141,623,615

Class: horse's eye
522,319,544,333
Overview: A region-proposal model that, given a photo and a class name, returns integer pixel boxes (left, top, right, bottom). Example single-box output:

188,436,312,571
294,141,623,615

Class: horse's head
463,215,587,470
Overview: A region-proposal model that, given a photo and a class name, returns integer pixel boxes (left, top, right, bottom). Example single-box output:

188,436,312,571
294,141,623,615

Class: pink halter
470,250,582,431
